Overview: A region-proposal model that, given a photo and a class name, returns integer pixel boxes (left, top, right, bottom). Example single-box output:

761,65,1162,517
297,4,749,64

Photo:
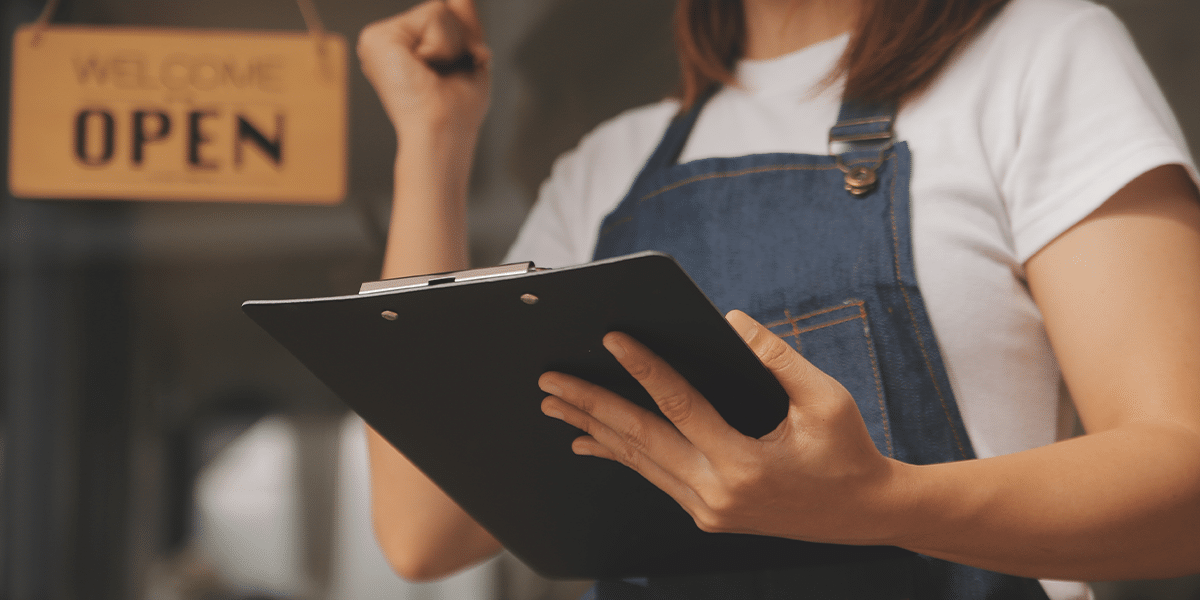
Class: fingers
443,0,484,42
726,310,822,404
357,0,492,131
568,431,709,523
602,332,747,452
538,374,711,515
539,372,704,473
359,1,480,74
398,2,470,65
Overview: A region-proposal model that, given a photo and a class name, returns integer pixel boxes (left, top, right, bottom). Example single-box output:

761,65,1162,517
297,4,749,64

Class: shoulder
906,0,1195,264
950,0,1133,84
906,0,1141,128
986,0,1121,39
997,0,1112,22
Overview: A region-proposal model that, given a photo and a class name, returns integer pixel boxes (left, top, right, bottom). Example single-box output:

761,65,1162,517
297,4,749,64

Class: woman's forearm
381,131,472,278
892,420,1200,580
367,132,501,580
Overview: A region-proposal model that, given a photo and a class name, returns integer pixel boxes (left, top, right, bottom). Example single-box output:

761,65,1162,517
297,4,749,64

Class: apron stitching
781,308,804,353
792,313,859,334
886,151,969,459
831,132,894,143
639,164,837,201
598,216,634,239
767,303,895,458
856,302,895,458
833,116,892,127
764,300,863,327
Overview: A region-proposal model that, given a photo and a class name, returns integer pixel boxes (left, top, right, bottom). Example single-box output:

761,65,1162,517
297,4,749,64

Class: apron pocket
766,299,894,458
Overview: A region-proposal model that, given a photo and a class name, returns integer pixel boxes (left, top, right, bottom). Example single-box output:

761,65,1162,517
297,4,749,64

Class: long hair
674,0,1011,110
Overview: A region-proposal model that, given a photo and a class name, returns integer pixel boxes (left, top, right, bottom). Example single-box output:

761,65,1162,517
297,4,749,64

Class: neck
741,0,859,60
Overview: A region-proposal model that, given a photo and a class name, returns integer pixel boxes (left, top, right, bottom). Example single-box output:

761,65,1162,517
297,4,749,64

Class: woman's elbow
371,513,501,582
381,547,460,583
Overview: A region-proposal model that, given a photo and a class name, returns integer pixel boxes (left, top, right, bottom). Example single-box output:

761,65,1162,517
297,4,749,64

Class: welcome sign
9,26,346,203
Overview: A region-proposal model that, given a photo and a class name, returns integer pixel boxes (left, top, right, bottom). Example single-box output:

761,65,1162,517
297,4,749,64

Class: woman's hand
537,167,1200,581
359,0,487,278
358,0,491,142
539,310,912,546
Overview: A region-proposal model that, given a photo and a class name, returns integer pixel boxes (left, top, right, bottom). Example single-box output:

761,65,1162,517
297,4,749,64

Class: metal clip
843,165,878,197
832,139,892,198
358,262,537,295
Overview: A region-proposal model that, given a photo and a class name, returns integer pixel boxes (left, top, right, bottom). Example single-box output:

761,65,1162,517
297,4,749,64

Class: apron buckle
844,165,878,197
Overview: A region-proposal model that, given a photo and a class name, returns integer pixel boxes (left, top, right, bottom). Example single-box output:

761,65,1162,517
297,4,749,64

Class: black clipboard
243,251,906,579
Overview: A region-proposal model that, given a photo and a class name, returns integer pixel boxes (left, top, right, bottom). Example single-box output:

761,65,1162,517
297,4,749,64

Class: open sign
9,26,346,204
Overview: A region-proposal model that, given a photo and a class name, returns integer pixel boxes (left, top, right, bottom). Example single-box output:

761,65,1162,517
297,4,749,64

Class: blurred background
1,0,1197,599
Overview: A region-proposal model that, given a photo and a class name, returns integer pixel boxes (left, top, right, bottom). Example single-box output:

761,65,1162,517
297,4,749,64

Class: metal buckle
831,139,893,198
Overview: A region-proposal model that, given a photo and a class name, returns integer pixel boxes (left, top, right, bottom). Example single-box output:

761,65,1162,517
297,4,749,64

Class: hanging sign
9,25,346,204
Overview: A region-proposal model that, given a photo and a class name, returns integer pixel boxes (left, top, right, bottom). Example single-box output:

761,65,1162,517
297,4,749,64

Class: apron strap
829,101,897,197
620,87,716,198
829,100,897,148
640,88,717,172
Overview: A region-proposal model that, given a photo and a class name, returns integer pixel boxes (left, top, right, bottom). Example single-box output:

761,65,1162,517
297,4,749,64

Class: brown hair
674,0,1011,111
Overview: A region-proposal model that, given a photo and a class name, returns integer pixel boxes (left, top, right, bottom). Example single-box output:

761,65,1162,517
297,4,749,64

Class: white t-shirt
504,0,1197,597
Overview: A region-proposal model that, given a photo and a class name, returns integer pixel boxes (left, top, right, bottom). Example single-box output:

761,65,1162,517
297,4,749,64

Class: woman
357,0,1200,598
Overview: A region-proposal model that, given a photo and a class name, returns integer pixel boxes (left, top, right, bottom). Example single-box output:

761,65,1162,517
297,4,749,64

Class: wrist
384,125,474,272
400,123,478,171
865,460,942,548
394,100,486,151
394,129,478,199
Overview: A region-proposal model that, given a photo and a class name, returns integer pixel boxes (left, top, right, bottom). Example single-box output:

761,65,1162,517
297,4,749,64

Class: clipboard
242,251,906,579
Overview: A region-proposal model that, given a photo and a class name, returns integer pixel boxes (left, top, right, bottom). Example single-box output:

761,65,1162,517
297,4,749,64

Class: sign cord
30,0,61,46
295,0,328,40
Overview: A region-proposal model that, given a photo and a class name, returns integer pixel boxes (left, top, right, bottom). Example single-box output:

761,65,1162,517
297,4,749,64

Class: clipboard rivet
520,293,539,305
381,310,398,321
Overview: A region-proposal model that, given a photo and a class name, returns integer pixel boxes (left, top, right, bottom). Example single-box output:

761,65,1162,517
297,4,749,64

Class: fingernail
573,443,593,456
540,379,562,396
542,405,564,421
603,335,626,359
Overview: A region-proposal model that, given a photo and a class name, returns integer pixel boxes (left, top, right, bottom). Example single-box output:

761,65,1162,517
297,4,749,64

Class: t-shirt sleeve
503,147,592,268
1003,4,1198,263
503,101,678,267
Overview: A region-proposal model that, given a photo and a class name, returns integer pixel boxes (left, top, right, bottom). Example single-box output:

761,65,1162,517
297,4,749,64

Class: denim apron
585,95,1053,600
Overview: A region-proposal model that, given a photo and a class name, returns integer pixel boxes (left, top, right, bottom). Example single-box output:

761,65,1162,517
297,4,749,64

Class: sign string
30,0,60,46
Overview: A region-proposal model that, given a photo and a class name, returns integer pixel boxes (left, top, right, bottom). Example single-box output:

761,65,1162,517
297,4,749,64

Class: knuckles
654,389,695,426
615,419,652,467
691,461,765,534
355,1,460,62
355,22,390,66
691,497,737,533
693,510,724,533
754,334,796,373
623,355,655,381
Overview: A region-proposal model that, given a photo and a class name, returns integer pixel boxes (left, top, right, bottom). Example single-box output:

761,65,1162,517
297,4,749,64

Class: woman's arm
539,163,1200,580
358,0,502,581
904,162,1200,579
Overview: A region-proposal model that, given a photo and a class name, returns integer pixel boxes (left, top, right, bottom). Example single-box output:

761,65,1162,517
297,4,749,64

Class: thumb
726,310,826,405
